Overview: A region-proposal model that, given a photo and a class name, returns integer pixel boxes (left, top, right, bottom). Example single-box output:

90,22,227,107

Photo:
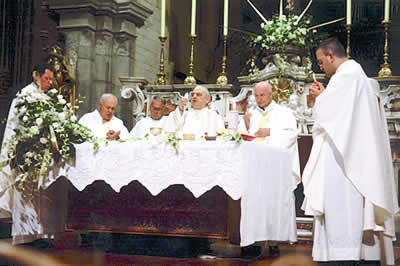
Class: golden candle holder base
346,24,351,58
378,21,392,78
184,35,197,85
216,36,228,85
155,36,168,85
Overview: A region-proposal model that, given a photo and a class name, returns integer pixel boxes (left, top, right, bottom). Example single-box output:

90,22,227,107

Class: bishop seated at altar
79,93,129,140
168,85,225,138
130,96,169,138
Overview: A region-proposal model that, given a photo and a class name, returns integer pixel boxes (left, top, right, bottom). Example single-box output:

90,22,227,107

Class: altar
10,140,299,247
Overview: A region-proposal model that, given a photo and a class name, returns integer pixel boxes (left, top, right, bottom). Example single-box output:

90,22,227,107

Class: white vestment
0,83,39,218
0,83,68,244
130,116,168,139
170,107,225,138
302,60,399,264
79,110,129,140
238,101,301,181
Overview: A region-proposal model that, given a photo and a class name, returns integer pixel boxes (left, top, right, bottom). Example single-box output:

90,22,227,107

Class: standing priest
302,37,399,265
238,81,300,258
169,85,225,138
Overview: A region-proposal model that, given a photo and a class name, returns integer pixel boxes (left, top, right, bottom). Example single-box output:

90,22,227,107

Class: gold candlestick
156,36,167,85
216,36,228,85
184,35,197,85
378,21,392,78
346,24,351,58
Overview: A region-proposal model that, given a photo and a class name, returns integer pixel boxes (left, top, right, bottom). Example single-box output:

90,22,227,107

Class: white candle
160,0,166,37
346,0,351,25
384,0,390,22
191,0,197,36
223,0,229,36
280,0,283,18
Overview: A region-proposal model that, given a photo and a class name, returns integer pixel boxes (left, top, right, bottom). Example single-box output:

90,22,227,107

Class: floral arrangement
246,13,315,77
2,88,95,198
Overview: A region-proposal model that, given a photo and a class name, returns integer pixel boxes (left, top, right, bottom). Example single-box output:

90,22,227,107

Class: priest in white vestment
79,93,129,140
130,96,168,138
302,38,399,264
238,81,300,257
168,86,225,138
0,64,68,245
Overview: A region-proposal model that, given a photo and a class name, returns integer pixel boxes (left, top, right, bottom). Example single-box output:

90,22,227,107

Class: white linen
8,141,298,247
130,116,169,139
302,60,398,264
238,101,301,183
169,107,225,138
78,110,129,140
0,83,38,218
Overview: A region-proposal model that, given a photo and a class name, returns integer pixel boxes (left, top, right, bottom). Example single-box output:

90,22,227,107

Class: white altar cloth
11,140,298,247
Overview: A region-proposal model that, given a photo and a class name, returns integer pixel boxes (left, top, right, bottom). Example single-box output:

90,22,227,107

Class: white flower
58,112,66,121
59,99,67,105
260,23,265,28
25,158,32,165
30,126,39,135
57,95,64,100
22,116,28,122
71,115,77,122
50,89,58,94
36,118,43,126
25,152,33,158
40,137,48,144
20,106,27,113
53,122,60,128
257,35,262,41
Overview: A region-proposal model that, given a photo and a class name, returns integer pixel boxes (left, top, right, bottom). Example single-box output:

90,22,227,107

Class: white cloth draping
238,101,301,183
78,110,129,140
8,141,298,247
302,60,399,264
130,116,169,139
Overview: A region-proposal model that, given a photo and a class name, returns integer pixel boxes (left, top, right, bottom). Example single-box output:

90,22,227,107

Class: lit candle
191,0,197,36
384,0,390,22
160,0,166,37
346,0,351,25
223,0,229,36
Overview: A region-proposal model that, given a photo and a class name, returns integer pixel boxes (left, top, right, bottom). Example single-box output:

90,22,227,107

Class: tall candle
384,0,390,22
160,0,166,37
191,0,197,36
223,0,229,36
279,0,283,18
346,0,351,25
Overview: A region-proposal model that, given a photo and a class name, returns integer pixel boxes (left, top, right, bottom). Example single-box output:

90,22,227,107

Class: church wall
134,0,162,85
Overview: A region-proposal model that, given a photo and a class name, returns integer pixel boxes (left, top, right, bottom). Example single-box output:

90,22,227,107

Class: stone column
48,0,152,121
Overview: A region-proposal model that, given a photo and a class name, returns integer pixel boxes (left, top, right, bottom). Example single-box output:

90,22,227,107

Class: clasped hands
243,113,271,137
106,130,121,140
178,97,188,112
307,81,325,108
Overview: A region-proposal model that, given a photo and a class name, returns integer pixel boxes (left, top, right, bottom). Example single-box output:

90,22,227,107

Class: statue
47,45,77,106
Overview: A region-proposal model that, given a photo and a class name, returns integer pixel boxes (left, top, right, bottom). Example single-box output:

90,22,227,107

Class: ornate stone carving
120,77,147,121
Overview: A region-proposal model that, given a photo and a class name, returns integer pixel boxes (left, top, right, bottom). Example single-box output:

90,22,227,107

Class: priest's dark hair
33,64,56,77
317,38,346,58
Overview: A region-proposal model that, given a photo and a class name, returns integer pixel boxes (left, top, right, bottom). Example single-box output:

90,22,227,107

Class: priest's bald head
316,38,348,77
191,85,211,110
254,81,273,109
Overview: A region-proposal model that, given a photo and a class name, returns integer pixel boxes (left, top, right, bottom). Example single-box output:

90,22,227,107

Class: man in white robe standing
130,96,168,138
169,85,225,138
238,81,300,258
79,93,129,140
302,37,399,265
0,64,69,246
